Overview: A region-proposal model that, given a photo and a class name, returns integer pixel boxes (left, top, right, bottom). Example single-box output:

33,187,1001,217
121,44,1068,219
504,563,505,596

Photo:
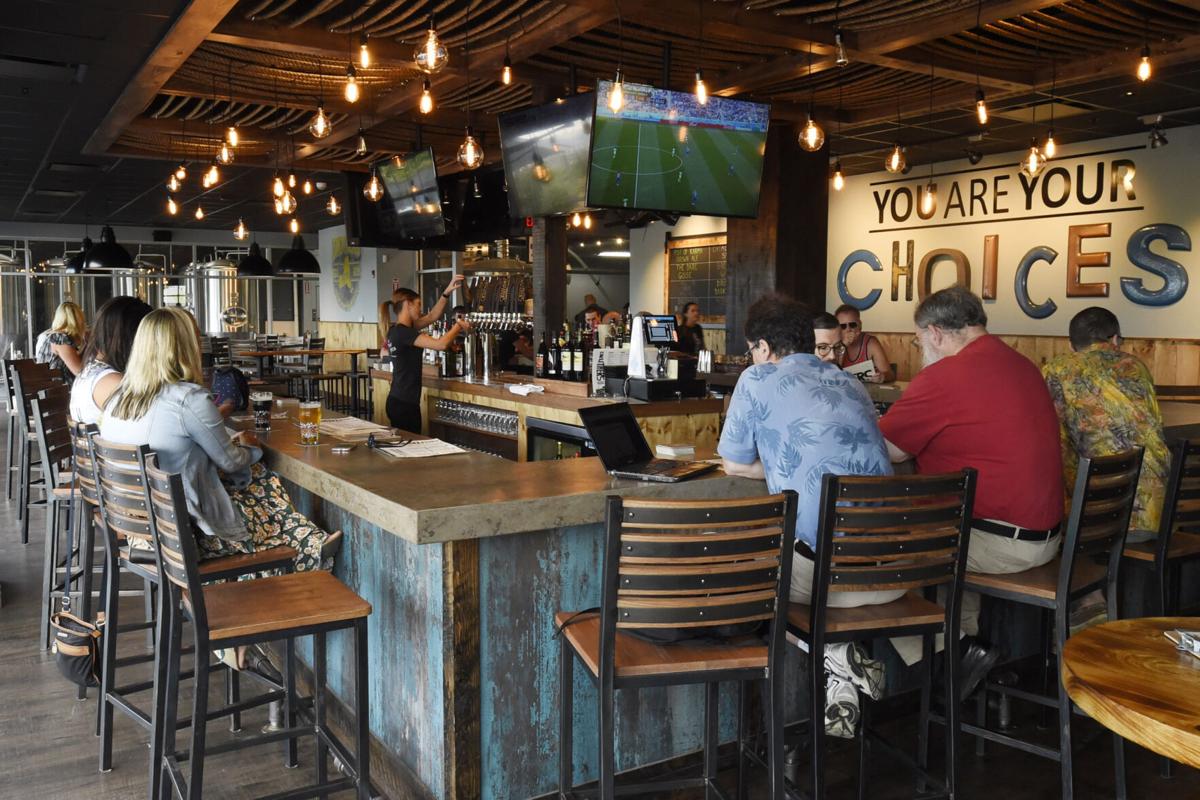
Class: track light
1044,130,1057,159
608,70,625,113
415,16,448,73
885,144,906,174
226,126,239,148
831,161,845,191
457,126,484,169
1137,44,1152,82
166,195,178,215
234,218,248,240
834,29,849,67
359,33,371,69
309,104,332,139
327,195,341,215
344,65,360,103
965,149,983,165
694,69,708,105
799,116,825,152
975,88,988,126
419,79,434,114
363,171,384,202
1150,124,1168,149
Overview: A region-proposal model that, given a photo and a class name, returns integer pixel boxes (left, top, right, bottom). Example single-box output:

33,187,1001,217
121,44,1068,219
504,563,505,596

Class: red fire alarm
524,216,534,229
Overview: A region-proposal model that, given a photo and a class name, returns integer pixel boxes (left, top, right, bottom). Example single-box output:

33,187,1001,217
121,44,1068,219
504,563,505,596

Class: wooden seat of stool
788,591,944,635
554,610,767,678
203,570,371,642
1123,531,1200,561
120,544,297,578
965,557,1106,603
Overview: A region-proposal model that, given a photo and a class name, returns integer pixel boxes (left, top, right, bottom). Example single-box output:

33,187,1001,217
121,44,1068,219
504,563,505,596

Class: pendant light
309,103,332,139
167,174,180,192
363,170,384,202
798,41,824,152
194,206,205,221
275,234,320,275
920,183,936,215
1044,60,1058,159
415,15,448,73
532,152,551,182
834,29,849,67
233,218,248,241
287,172,297,189
971,1,987,126
217,141,234,165
206,162,220,186
583,212,593,230
166,195,178,215
694,70,708,105
223,62,239,149
327,195,341,215
175,163,187,181
501,39,513,86
1137,43,1152,82
1019,138,1045,178
921,64,936,216
693,1,707,104
355,128,368,156
359,33,371,68
237,241,273,276
885,143,906,174
608,69,625,113
975,88,988,125
344,65,360,103
64,233,94,273
289,218,300,234
272,174,285,198
82,226,132,271
457,13,484,170
279,190,298,215
419,79,434,114
302,178,313,195
831,161,845,191
571,211,582,227
393,153,407,169
226,126,239,148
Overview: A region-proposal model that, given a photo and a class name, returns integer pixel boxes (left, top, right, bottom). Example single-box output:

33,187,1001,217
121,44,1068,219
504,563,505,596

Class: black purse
49,611,103,688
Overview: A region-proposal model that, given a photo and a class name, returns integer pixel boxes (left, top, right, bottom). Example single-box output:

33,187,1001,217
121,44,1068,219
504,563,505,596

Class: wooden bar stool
1,357,28,502
10,359,61,544
142,453,374,800
30,392,81,650
88,434,297,791
790,469,978,800
961,449,1144,800
557,492,799,800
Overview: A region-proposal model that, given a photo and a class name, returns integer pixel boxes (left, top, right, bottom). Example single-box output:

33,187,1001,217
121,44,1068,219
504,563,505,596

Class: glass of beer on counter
298,400,321,445
251,391,273,432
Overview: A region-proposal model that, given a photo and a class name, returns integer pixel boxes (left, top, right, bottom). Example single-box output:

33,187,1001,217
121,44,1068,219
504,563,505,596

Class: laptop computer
578,403,718,483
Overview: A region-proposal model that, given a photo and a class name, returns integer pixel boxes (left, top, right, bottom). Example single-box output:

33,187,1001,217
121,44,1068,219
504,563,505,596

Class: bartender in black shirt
674,301,705,355
386,275,468,433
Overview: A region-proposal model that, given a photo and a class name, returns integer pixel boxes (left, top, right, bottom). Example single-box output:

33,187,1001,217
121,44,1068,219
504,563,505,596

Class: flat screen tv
498,94,594,218
437,166,520,246
376,148,446,241
587,81,770,218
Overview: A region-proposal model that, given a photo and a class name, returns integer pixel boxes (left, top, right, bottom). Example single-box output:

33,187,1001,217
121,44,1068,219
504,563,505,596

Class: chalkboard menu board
665,233,727,323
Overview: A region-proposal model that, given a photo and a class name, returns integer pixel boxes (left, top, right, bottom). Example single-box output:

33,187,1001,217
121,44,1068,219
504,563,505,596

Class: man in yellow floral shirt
1042,307,1168,535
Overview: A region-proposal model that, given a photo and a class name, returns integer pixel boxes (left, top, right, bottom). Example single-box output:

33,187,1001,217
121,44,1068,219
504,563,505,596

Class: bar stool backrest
11,361,59,430
142,455,207,626
810,470,978,622
305,337,325,371
1059,448,1144,618
1156,439,1200,550
600,492,798,669
69,421,101,507
91,437,156,553
30,390,73,488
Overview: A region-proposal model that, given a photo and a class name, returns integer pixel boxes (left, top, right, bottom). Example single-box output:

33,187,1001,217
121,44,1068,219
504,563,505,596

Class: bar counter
248,403,761,800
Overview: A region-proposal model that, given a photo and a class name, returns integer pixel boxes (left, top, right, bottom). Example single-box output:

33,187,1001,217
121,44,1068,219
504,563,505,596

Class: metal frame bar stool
557,491,799,799
10,359,61,544
31,392,81,649
960,449,1144,800
790,469,978,800
143,452,374,800
88,433,297,792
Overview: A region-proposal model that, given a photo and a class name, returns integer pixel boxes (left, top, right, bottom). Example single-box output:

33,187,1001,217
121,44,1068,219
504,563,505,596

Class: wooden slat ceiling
12,0,1200,229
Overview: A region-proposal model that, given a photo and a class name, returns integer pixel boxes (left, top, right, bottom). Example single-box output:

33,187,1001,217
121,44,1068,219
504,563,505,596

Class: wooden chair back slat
1157,440,1200,545
92,436,157,557
144,456,205,599
1068,450,1143,556
69,421,100,504
815,470,977,595
606,493,797,632
30,391,72,486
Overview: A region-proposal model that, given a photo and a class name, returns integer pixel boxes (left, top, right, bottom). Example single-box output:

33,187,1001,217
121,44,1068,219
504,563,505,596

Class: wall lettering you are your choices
827,128,1200,337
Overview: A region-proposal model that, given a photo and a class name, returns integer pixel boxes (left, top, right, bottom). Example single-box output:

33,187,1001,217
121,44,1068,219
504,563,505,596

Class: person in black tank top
387,276,469,433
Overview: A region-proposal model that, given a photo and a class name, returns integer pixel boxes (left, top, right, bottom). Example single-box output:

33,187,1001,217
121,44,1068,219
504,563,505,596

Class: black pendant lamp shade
83,226,133,271
275,234,320,274
63,236,94,273
237,242,274,276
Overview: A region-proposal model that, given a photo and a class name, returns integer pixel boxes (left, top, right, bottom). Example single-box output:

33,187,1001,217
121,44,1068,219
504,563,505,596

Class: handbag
49,610,103,688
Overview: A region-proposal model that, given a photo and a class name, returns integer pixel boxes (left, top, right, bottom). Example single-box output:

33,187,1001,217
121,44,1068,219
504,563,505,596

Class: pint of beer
298,400,321,445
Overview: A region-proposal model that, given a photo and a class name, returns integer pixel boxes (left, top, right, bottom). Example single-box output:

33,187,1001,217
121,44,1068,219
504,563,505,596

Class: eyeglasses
815,343,847,357
839,321,860,330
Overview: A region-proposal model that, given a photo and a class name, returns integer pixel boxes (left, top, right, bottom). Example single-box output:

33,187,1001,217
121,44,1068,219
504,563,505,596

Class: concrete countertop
249,402,759,545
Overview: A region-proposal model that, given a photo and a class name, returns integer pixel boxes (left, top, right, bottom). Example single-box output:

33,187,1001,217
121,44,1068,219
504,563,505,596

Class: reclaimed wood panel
319,321,379,374
873,331,1200,386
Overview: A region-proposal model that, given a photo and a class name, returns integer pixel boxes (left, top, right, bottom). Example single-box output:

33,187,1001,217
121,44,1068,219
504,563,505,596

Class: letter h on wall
891,240,914,302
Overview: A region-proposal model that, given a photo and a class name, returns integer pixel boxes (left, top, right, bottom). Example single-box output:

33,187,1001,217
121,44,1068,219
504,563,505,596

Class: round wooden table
1062,617,1200,768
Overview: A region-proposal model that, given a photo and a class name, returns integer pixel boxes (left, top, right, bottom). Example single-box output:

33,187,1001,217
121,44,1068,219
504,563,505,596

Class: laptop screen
578,403,654,469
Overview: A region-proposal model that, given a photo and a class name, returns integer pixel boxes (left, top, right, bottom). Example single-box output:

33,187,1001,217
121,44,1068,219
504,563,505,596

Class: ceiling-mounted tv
587,81,770,218
376,148,446,240
498,93,595,218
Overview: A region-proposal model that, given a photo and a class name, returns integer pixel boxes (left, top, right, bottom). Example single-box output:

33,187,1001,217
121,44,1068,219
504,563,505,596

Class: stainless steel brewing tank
185,259,261,335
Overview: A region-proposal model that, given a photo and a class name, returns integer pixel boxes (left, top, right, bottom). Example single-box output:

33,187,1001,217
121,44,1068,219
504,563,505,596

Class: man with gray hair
877,285,1064,697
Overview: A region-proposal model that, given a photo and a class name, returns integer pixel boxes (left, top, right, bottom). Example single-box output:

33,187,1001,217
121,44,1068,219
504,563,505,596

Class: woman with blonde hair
35,300,86,379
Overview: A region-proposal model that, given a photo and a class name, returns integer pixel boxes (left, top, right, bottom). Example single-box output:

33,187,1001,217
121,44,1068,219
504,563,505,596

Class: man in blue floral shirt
718,293,895,738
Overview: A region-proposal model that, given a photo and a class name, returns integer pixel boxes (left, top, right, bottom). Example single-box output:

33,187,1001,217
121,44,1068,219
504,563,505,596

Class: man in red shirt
879,285,1063,694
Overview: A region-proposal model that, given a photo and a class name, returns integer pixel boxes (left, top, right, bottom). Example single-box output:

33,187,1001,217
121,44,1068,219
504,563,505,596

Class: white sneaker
824,642,885,700
824,673,860,739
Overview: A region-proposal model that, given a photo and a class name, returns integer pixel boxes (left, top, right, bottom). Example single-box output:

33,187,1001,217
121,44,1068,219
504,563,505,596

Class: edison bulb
695,70,708,105
1044,130,1057,159
415,25,448,73
583,213,593,230
1019,141,1045,178
206,163,220,185
274,197,284,215
279,191,297,215
233,219,248,240
287,172,297,189
166,196,178,215
832,162,845,191
308,104,332,139
302,179,313,195
532,154,551,182
920,184,936,215
419,80,434,114
344,66,360,103
272,175,285,198
226,126,239,147
355,131,368,156
885,144,906,174
289,218,300,234
501,56,513,86
194,206,205,221
975,88,988,126
799,117,825,152
363,173,384,202
217,142,234,165
1137,46,1151,82
167,174,180,192
359,34,371,69
457,128,484,170
608,74,624,113
571,211,582,227
327,195,340,215
393,154,407,169
175,164,187,181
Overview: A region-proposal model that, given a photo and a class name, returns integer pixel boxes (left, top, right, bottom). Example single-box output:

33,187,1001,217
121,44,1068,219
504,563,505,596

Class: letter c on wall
1121,224,1190,307
1014,246,1059,319
837,249,883,311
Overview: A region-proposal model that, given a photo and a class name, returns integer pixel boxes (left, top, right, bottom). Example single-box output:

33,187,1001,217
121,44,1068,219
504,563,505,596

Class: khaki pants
790,552,906,607
890,526,1062,665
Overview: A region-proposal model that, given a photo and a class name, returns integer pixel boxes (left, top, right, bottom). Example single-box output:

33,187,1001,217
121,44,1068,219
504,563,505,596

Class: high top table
242,348,369,417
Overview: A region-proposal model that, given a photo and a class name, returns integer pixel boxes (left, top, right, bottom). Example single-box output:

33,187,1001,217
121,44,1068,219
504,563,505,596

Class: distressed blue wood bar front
257,422,762,800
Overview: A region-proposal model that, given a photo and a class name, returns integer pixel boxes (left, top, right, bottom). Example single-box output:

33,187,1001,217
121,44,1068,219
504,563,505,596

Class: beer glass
251,391,273,432
298,400,321,445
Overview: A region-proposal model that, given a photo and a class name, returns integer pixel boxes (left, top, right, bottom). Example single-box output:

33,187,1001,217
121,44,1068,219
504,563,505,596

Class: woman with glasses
835,304,895,383
812,311,847,364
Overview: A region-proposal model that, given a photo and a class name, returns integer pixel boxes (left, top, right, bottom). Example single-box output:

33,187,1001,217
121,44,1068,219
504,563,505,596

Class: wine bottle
536,332,548,378
572,329,584,382
550,328,561,379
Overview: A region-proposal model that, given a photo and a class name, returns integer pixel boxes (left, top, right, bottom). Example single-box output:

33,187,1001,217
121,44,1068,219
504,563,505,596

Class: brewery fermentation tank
185,258,261,334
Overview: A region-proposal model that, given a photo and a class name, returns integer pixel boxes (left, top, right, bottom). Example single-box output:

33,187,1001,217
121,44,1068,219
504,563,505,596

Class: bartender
387,275,469,434
674,301,705,355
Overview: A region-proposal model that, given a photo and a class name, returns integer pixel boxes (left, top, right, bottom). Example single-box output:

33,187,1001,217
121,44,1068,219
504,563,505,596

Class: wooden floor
2,435,1200,799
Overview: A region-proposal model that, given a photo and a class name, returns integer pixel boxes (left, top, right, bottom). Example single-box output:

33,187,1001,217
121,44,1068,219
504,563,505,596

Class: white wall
827,126,1200,338
0,221,297,248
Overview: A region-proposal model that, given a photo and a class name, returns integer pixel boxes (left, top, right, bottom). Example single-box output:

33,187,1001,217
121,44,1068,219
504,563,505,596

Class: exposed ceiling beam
106,144,368,174
83,0,240,156
854,0,1071,54
1037,31,1200,85
296,3,615,157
